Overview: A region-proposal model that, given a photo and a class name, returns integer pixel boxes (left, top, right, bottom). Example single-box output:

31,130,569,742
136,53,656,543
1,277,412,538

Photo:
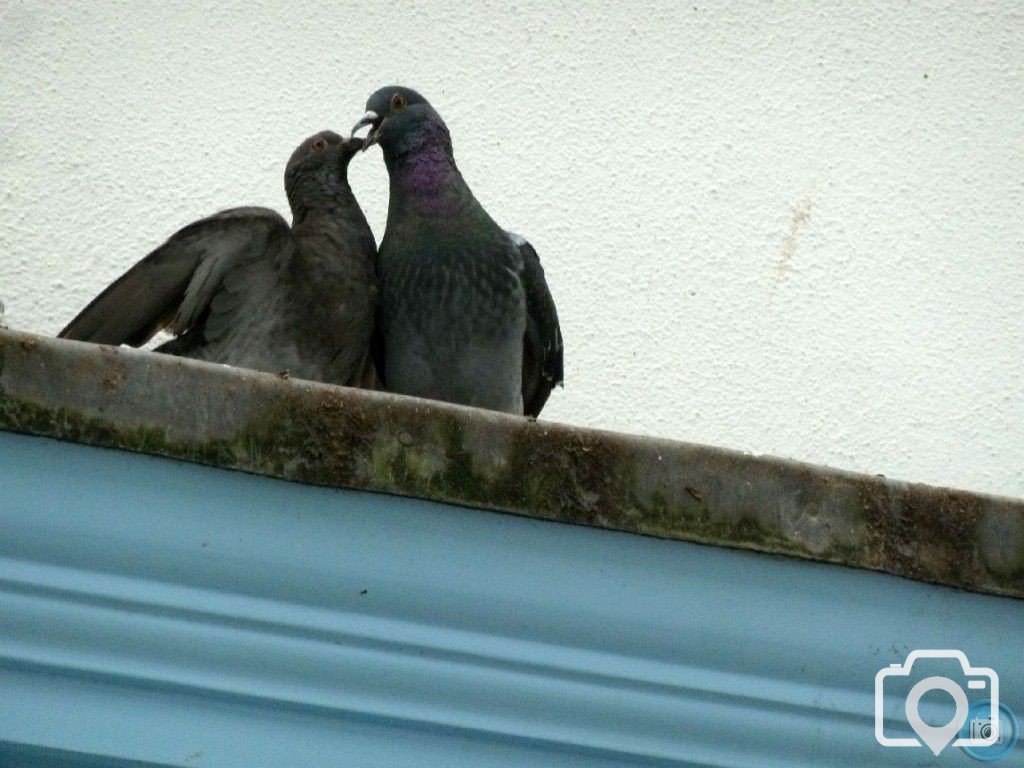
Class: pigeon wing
514,235,564,417
59,207,291,347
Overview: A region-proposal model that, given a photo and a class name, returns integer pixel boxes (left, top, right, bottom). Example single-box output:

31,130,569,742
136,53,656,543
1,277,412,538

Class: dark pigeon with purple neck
352,86,563,416
60,131,378,387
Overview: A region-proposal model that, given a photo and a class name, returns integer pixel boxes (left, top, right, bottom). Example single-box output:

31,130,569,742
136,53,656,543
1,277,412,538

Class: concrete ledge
1,328,1022,599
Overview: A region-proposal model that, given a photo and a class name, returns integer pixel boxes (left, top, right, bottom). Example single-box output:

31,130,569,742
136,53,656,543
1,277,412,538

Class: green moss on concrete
1,328,1022,599
1,397,242,469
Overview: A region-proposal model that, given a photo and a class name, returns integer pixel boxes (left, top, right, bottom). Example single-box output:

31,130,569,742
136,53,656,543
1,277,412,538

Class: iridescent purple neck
382,115,455,185
388,148,463,218
392,137,456,186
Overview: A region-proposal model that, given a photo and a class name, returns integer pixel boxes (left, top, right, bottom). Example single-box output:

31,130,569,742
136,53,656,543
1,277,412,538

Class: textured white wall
1,1,1022,497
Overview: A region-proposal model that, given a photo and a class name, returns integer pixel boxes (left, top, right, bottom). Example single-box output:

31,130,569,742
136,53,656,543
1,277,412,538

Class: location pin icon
905,677,969,756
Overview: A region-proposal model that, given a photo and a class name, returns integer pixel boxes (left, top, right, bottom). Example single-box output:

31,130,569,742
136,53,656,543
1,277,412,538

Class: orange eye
391,92,406,110
311,138,328,151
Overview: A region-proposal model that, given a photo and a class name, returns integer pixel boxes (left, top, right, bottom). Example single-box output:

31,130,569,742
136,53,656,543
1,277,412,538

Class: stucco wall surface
1,1,1021,497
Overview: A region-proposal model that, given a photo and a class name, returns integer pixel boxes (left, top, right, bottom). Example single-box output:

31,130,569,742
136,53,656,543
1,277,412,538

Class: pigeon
59,131,378,387
352,86,563,416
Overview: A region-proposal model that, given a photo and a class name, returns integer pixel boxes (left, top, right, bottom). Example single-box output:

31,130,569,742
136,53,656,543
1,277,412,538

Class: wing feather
512,234,564,417
59,207,290,347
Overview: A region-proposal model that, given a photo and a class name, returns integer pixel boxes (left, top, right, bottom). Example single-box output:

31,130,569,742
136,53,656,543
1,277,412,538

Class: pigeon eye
311,138,328,151
391,92,406,110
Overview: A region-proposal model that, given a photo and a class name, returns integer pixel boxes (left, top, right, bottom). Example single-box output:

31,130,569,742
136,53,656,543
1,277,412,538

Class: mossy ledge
2,328,1022,599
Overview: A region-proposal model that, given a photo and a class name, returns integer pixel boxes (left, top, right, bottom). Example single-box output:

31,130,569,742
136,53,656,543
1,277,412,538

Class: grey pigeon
352,86,563,416
60,131,377,387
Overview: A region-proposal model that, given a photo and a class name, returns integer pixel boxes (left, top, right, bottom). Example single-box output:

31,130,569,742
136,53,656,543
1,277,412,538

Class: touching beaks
351,110,383,151
342,135,366,153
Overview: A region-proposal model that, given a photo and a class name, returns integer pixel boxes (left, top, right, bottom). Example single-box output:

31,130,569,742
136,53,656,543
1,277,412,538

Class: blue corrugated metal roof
2,431,1021,766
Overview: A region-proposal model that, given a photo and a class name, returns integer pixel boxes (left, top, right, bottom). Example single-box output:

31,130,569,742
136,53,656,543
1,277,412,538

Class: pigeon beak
351,110,383,152
341,136,366,155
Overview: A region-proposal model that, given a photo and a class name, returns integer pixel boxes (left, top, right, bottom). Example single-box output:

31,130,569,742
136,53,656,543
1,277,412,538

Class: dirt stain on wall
775,195,813,284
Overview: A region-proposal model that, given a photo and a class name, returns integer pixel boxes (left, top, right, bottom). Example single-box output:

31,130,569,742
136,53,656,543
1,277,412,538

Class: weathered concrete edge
1,328,1022,599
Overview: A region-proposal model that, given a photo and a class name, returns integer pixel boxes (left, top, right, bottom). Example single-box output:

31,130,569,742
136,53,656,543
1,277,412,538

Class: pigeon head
285,130,362,182
284,130,363,211
351,86,451,161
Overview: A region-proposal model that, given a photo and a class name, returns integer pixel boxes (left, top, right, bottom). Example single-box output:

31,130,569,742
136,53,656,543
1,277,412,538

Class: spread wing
59,207,292,347
512,234,564,417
